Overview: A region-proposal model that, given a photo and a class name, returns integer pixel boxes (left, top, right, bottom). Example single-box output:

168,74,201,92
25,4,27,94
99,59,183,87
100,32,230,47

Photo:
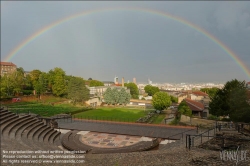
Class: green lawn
74,107,148,122
151,114,166,124
5,102,82,117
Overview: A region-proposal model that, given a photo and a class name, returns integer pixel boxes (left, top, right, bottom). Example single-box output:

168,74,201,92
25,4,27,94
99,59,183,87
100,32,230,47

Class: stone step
52,131,61,144
0,111,13,117
30,125,47,140
1,115,30,134
0,112,16,121
48,130,59,144
25,123,44,139
10,118,37,139
4,116,33,138
0,109,8,114
43,129,55,143
0,114,18,125
38,127,52,142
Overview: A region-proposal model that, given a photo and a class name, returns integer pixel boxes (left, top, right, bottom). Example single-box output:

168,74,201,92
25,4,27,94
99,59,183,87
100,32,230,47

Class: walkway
57,119,196,139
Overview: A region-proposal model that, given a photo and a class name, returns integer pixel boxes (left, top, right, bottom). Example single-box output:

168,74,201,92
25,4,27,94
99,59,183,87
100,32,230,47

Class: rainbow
4,7,250,79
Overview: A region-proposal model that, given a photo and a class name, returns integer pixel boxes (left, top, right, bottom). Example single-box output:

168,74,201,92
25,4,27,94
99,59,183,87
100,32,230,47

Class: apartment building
0,62,17,76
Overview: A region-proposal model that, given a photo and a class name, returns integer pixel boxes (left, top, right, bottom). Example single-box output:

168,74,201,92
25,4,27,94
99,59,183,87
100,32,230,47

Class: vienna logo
220,146,248,165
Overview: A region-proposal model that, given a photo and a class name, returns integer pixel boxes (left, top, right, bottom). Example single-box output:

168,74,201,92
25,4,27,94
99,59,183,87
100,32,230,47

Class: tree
34,72,48,98
144,85,160,96
209,79,250,122
124,83,139,99
178,100,192,117
29,69,42,86
0,70,25,97
103,87,130,105
170,96,178,103
103,87,113,105
50,68,67,97
67,77,89,103
200,87,219,99
111,88,119,105
118,88,131,105
152,92,172,111
0,75,9,97
89,80,104,87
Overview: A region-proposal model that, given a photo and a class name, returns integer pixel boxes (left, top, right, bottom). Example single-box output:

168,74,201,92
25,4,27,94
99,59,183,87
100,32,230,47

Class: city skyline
1,1,250,83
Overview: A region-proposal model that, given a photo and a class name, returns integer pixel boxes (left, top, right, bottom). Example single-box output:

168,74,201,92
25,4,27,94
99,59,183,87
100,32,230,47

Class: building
85,96,102,107
247,82,250,89
133,78,136,84
148,79,152,85
160,90,188,103
0,62,17,76
114,77,118,84
177,93,188,103
184,98,209,118
87,86,130,98
102,81,115,86
190,91,209,101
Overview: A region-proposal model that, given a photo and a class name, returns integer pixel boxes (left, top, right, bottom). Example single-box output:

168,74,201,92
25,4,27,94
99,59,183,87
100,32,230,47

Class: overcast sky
1,1,250,83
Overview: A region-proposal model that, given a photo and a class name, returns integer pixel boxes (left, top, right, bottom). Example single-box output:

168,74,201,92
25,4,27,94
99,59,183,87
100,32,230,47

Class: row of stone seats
61,130,92,153
0,109,61,151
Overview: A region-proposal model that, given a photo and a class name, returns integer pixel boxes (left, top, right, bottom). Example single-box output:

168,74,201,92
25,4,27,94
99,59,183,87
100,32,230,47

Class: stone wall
180,115,191,123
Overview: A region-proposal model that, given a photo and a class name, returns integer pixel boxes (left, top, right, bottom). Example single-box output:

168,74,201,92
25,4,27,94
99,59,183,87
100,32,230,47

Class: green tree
34,72,48,98
23,74,33,90
67,77,89,103
29,69,42,86
103,87,113,105
103,88,130,105
50,68,67,97
124,83,139,99
118,88,131,105
0,75,9,97
152,92,172,111
200,87,219,99
144,85,160,96
0,70,26,97
209,79,250,122
111,88,119,105
89,80,104,87
170,96,178,103
178,100,192,117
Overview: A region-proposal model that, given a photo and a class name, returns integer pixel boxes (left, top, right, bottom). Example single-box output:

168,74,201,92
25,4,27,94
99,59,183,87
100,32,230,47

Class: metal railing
186,127,216,150
186,122,250,150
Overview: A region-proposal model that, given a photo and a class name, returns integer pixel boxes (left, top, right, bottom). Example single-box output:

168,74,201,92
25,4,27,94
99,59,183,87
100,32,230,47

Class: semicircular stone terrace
79,132,143,148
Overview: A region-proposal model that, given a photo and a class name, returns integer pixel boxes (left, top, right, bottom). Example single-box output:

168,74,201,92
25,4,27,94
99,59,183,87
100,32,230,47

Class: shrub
207,115,219,120
169,118,180,125
22,90,33,95
69,107,93,115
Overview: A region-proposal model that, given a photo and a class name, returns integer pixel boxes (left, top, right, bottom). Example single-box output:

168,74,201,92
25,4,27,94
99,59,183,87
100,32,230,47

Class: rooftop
0,62,17,66
191,91,208,97
185,98,204,111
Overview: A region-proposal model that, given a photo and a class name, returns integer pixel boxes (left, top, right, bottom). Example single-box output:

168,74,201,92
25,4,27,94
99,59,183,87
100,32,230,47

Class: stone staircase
0,108,61,152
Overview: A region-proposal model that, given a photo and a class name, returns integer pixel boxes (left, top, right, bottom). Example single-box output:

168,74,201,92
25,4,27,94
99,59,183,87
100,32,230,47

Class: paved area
79,132,143,148
57,119,196,139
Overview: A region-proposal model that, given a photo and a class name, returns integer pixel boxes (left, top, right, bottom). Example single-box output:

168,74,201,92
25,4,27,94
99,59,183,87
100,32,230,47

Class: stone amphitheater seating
61,131,92,153
0,109,61,151
0,107,184,160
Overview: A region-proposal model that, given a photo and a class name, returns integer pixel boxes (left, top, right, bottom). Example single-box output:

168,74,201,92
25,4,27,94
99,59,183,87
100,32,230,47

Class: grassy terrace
5,102,81,117
151,114,166,124
3,97,165,124
73,107,148,122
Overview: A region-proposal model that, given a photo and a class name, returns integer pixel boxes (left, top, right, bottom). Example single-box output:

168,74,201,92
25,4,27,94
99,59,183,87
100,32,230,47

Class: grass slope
74,107,147,122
